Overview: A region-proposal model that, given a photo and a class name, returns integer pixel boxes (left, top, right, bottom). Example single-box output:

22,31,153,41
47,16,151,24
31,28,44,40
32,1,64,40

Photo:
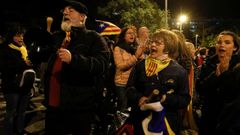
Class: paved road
0,83,46,135
0,79,122,135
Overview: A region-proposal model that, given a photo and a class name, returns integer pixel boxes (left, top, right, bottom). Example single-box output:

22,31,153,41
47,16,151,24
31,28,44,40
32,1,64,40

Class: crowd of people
1,0,240,135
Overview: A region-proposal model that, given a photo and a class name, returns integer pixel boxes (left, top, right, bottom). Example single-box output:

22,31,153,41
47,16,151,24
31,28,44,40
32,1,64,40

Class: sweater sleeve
113,46,137,71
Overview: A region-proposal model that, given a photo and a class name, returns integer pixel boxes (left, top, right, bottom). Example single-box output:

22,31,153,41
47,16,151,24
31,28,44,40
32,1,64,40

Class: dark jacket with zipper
44,26,109,112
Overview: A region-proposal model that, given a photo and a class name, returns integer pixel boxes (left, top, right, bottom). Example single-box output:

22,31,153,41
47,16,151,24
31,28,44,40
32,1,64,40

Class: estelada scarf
145,57,171,77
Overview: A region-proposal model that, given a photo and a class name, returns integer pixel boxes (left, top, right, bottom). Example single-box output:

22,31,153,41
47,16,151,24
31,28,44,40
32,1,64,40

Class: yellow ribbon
164,117,175,135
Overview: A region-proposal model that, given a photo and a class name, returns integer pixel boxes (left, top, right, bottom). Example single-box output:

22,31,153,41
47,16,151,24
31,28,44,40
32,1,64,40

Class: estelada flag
96,20,121,35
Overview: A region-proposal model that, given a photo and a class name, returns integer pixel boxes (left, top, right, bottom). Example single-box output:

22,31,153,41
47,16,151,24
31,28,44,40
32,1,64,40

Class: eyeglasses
126,32,136,35
149,39,164,46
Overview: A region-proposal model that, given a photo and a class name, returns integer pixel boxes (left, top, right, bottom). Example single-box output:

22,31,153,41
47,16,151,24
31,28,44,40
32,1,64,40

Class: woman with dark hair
113,25,145,112
196,30,240,135
0,22,34,135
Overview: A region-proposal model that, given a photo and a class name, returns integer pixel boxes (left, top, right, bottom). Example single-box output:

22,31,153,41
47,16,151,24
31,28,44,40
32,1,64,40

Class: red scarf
49,32,70,107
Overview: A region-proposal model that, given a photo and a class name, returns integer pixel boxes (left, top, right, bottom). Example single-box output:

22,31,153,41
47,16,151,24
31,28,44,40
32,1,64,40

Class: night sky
158,0,240,19
0,0,239,32
0,0,103,32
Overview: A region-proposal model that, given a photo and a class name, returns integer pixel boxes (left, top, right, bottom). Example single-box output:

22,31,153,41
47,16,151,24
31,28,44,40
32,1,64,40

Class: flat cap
62,0,88,15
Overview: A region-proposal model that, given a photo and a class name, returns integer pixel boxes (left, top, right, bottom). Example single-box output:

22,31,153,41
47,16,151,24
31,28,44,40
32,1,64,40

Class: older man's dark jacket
44,26,109,111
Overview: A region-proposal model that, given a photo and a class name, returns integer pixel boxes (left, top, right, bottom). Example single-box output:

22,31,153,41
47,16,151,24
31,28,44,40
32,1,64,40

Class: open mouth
150,47,157,53
217,48,227,57
218,48,226,53
63,17,70,22
129,37,134,41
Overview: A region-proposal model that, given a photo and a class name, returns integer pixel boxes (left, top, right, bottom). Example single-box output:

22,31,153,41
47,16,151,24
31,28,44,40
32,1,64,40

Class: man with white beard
44,0,109,134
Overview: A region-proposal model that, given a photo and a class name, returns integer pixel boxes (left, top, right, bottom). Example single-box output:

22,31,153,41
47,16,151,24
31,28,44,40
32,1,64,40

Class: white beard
61,21,71,32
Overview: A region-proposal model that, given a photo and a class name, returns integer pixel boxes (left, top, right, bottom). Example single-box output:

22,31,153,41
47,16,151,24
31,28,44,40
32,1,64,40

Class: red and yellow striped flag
96,20,121,36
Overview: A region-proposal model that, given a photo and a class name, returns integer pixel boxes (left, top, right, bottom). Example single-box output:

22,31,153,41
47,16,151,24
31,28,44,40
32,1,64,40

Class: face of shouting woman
216,34,237,62
124,28,136,44
149,38,166,59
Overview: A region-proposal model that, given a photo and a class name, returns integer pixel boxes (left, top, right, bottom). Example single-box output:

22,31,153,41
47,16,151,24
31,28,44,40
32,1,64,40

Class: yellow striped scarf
145,57,171,77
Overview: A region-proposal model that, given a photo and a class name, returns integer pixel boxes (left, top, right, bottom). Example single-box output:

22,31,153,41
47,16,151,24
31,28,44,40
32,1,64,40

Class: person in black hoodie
43,0,109,135
196,30,240,135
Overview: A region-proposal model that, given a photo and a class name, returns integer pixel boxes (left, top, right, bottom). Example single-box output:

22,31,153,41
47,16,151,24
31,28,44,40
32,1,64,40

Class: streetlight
178,15,188,32
165,0,168,28
195,34,199,48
